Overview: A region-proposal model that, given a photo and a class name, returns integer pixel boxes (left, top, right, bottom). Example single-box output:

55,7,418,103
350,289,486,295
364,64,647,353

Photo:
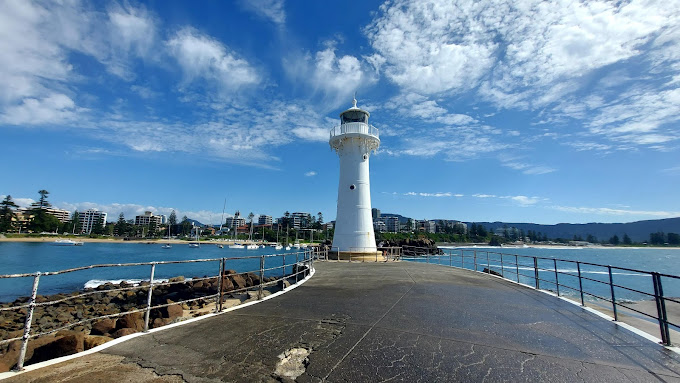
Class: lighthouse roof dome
339,96,370,124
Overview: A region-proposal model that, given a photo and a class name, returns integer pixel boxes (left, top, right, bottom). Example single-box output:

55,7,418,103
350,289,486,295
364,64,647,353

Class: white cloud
551,205,680,218
167,27,260,95
403,192,453,197
472,194,496,198
284,44,376,109
238,0,286,25
304,171,317,177
1,93,81,125
499,155,556,175
500,195,541,206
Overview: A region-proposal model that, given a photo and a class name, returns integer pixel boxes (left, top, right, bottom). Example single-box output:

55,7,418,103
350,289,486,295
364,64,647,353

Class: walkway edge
0,269,316,380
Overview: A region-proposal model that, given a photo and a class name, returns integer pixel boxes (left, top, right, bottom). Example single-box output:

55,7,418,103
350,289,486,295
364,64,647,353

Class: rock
230,274,247,290
83,335,112,350
29,333,84,365
168,276,185,283
111,328,137,338
151,318,172,329
91,318,117,335
116,312,144,331
163,304,183,319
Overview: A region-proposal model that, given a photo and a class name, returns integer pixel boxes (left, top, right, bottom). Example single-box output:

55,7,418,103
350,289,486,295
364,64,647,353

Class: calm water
414,246,680,302
0,242,302,302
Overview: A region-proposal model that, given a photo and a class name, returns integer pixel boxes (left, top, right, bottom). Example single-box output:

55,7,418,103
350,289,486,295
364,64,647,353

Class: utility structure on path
329,97,380,259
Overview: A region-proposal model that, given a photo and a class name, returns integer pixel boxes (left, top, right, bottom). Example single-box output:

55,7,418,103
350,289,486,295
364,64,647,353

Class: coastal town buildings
386,216,400,233
134,211,163,227
258,215,272,226
225,211,246,230
79,209,107,234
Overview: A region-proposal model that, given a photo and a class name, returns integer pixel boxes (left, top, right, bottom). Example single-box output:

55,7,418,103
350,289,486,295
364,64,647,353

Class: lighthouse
329,97,380,258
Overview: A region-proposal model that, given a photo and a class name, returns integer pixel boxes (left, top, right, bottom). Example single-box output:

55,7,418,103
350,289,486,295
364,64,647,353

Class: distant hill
382,214,680,242
467,218,680,242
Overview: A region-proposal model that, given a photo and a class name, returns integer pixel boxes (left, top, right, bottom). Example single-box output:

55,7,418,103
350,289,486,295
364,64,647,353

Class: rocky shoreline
0,266,308,372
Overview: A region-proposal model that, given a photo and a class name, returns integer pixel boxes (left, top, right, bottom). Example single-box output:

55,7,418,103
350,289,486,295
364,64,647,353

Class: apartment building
79,209,107,234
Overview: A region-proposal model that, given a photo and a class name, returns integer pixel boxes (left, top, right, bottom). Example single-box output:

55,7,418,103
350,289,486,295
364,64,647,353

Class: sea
0,243,679,304
408,246,680,303
0,242,299,303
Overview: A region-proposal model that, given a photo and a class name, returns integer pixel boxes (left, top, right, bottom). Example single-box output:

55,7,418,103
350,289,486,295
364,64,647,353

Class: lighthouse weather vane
329,96,380,259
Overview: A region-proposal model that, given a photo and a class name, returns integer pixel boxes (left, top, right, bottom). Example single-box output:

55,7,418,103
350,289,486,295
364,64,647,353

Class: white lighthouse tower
329,97,380,258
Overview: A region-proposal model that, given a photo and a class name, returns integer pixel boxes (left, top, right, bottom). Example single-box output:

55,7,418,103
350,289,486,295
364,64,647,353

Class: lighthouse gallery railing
329,122,379,139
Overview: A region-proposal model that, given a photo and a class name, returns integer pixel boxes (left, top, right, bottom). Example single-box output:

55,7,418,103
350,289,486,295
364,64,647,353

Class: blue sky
1,0,679,225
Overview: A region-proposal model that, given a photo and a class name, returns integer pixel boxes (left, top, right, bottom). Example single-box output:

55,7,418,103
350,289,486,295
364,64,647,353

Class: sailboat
284,225,291,250
273,225,283,250
245,215,258,249
161,218,172,249
189,227,200,248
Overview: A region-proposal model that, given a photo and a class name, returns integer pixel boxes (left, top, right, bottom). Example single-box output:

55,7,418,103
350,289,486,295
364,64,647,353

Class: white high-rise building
79,209,107,234
329,97,380,256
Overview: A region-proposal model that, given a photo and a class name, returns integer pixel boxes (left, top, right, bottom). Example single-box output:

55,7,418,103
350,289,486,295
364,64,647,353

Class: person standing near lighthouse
329,96,380,259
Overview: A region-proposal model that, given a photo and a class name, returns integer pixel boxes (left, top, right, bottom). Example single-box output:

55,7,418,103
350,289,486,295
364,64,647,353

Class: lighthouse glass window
342,111,367,124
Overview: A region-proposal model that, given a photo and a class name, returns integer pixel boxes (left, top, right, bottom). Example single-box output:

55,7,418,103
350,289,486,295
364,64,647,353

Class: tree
650,232,666,245
623,233,632,245
609,234,620,245
668,233,680,245
317,212,323,225
115,213,127,236
0,195,18,232
586,234,597,243
181,215,191,236
70,210,82,234
91,215,105,235
168,210,177,236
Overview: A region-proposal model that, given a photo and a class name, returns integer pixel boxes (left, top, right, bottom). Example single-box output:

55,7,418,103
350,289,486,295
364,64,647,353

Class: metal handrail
0,249,315,371
402,247,677,347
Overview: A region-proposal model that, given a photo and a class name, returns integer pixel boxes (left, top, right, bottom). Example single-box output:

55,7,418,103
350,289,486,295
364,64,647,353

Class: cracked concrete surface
6,262,680,382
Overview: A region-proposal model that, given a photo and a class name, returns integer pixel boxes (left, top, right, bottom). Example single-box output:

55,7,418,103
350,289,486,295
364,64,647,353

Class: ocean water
0,242,304,303
409,246,680,303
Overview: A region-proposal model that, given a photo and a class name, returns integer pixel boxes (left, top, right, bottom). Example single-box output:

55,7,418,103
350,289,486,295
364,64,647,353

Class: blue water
0,242,304,302
409,246,680,303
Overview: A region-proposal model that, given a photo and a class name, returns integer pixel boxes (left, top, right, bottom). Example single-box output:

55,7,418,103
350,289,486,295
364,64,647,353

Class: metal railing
329,123,379,140
402,247,679,347
0,250,314,371
314,247,401,262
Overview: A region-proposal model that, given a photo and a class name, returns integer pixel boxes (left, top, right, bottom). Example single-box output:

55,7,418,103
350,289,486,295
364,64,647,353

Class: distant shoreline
0,237,275,245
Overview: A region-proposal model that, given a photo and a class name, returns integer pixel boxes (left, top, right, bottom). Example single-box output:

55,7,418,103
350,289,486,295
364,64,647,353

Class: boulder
163,304,183,320
91,318,117,335
168,276,185,283
230,274,247,290
84,335,112,350
29,333,84,365
111,328,137,339
116,312,144,331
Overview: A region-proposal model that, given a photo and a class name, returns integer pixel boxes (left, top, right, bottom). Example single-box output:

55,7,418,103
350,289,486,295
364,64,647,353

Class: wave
83,278,176,289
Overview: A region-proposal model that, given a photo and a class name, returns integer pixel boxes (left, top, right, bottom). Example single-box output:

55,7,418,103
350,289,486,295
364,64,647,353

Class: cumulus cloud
167,27,260,95
285,44,376,109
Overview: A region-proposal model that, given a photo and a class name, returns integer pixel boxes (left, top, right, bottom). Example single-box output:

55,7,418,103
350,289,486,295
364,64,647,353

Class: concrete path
7,261,680,382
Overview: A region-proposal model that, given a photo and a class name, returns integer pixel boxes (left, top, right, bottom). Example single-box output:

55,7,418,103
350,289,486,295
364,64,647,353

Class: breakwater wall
0,251,317,372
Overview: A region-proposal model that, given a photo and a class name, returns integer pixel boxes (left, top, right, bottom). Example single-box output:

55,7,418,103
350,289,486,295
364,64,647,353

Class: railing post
15,272,41,371
653,273,671,346
295,252,299,283
258,255,265,300
461,250,464,268
218,257,225,312
473,250,477,271
607,266,617,321
515,255,519,283
533,257,539,289
554,259,560,297
577,262,585,306
449,250,452,267
143,263,156,332
500,254,504,278
487,252,490,273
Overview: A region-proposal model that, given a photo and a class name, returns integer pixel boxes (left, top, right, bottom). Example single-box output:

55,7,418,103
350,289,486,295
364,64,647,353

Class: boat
245,213,257,249
229,243,245,249
217,244,223,248
274,244,283,250
245,244,258,250
189,227,200,248
161,244,172,249
189,242,200,248
53,239,84,246
285,246,291,251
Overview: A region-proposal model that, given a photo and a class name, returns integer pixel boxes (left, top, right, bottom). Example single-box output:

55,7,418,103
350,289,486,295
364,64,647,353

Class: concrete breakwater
0,266,308,372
